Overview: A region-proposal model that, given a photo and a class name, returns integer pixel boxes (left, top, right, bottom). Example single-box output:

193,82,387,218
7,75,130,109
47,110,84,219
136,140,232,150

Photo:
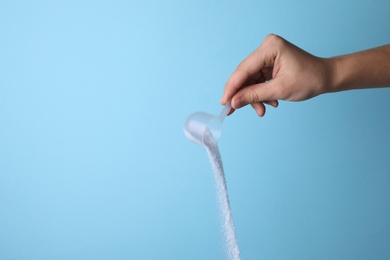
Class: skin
221,34,390,117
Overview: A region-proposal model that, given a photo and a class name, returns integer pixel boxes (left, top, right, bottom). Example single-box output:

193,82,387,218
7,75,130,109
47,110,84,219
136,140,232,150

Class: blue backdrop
1,0,390,259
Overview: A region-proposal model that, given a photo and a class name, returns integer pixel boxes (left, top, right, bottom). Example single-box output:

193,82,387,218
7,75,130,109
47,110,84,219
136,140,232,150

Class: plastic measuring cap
184,100,232,146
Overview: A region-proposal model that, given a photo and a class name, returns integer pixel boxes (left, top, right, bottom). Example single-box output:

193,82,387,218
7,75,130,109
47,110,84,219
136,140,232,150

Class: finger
221,35,283,105
221,66,253,105
232,80,279,109
221,34,285,106
264,100,279,108
245,71,267,87
221,48,276,105
224,71,266,105
251,102,266,117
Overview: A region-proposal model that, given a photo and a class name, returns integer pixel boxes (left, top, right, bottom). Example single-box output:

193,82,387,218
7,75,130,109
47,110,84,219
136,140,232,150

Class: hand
221,34,330,116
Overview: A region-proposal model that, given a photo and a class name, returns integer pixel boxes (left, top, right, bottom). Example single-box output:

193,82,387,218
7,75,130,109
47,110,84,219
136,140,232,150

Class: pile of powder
204,129,240,260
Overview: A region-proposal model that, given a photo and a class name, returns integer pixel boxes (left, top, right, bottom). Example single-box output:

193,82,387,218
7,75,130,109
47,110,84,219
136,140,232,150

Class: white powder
204,129,241,260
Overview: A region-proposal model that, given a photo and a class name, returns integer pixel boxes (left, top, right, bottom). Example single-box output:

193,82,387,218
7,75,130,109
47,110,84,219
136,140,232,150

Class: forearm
326,44,390,93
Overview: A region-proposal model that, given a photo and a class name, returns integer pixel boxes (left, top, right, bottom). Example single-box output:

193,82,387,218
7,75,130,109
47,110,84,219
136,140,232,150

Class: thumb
231,80,280,109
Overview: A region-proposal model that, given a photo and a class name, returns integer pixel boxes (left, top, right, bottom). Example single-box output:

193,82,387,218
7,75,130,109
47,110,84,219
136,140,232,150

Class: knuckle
263,33,284,48
246,88,260,103
264,33,279,42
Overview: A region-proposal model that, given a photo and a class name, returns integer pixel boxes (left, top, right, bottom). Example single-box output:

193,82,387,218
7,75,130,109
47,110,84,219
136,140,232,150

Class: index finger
221,51,261,105
221,34,279,105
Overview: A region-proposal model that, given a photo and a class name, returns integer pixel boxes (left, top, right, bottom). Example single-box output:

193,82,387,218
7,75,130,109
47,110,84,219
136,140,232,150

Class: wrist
321,56,344,94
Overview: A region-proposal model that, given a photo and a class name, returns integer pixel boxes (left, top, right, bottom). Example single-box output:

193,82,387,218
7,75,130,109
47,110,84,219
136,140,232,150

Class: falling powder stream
203,129,241,260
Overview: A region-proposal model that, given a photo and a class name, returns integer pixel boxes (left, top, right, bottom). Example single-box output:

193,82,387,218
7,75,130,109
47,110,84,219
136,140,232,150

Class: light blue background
1,0,390,259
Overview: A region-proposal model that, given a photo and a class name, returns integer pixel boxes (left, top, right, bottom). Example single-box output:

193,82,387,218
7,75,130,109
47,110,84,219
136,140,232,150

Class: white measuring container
184,100,232,146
